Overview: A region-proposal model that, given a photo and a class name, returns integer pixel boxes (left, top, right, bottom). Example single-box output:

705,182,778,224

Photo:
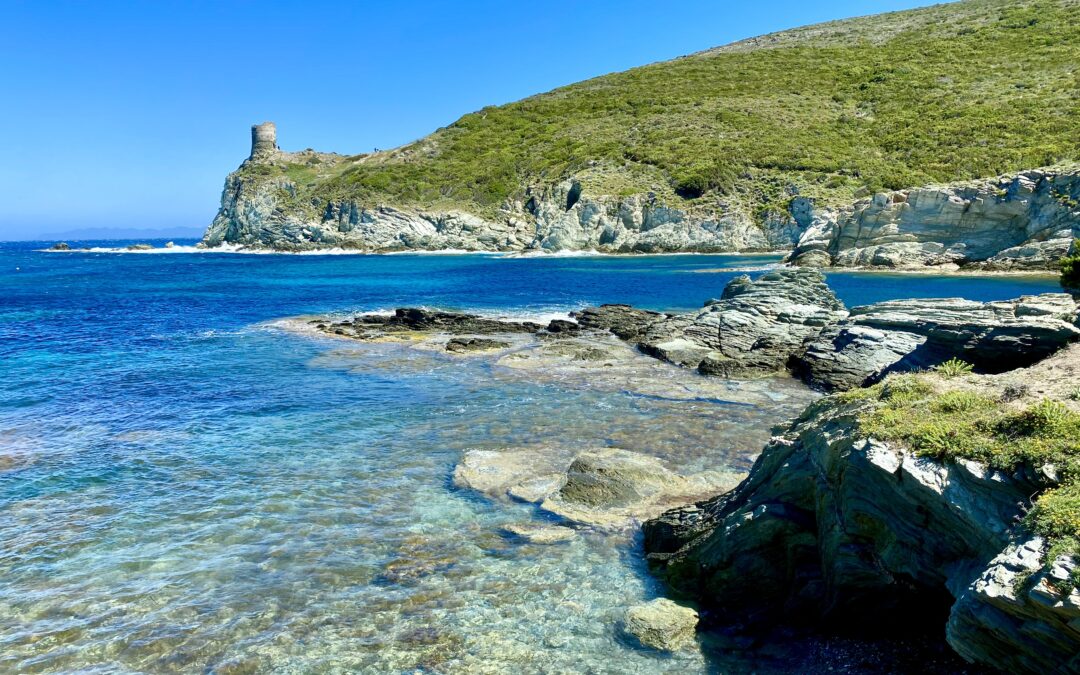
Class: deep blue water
0,240,1063,673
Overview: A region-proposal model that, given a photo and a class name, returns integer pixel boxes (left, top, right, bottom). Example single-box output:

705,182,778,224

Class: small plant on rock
1062,240,1080,290
933,358,974,378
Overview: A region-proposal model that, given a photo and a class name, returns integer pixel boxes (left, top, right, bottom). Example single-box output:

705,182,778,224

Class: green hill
238,0,1080,227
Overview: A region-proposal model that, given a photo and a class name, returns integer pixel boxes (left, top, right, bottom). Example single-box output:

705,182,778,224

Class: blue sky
0,0,942,240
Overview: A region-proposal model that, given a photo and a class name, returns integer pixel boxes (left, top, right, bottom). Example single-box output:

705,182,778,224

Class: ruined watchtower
250,121,278,159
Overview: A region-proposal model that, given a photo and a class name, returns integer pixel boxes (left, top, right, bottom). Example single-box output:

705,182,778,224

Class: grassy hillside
252,0,1080,222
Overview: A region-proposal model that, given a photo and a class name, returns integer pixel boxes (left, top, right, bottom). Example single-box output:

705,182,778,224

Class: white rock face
201,165,805,253
203,142,1077,265
790,168,1080,269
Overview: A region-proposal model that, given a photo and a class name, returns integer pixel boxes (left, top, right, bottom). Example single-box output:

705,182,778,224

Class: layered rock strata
575,269,848,378
790,168,1080,270
799,293,1080,390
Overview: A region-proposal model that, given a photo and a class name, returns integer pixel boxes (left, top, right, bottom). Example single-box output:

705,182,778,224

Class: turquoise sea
0,240,1061,673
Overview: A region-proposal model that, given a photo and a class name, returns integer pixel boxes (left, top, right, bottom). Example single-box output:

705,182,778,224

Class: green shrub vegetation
854,374,1080,584
1061,240,1080,289
933,358,975,378
243,0,1080,221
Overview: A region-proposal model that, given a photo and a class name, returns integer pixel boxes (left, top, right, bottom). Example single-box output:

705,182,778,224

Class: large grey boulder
799,294,1080,390
575,269,847,378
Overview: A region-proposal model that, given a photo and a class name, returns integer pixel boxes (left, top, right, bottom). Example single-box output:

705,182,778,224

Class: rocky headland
202,129,1079,274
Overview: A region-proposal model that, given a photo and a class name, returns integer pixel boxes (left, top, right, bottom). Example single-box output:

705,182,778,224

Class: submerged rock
539,448,742,530
452,448,570,502
500,522,577,544
622,598,699,652
799,293,1080,390
454,447,742,531
445,337,511,353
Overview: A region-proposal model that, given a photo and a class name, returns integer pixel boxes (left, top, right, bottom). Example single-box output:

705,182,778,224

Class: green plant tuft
933,358,975,378
1061,240,1080,289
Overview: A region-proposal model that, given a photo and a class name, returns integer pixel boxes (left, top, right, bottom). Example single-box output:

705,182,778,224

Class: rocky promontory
202,126,1077,271
643,347,1080,673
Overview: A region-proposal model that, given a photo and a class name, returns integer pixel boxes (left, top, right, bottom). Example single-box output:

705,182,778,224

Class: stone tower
250,121,277,159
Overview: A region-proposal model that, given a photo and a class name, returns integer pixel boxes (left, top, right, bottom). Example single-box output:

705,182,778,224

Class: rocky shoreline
293,267,1079,670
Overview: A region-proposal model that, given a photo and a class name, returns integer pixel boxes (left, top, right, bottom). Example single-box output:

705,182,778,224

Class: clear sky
0,0,943,240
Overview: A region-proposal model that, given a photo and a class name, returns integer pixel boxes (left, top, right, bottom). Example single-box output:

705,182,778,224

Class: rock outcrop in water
576,269,848,378
316,276,1080,394
642,347,1080,673
789,168,1080,270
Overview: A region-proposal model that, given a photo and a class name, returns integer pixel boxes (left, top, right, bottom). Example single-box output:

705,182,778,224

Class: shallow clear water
0,241,1063,673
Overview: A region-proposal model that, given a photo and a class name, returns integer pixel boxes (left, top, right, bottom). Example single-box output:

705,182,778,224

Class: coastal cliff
202,139,1078,267
201,136,804,253
790,168,1080,270
202,0,1080,259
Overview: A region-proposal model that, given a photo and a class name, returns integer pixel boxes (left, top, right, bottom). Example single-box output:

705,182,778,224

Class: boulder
622,598,699,652
799,294,1080,390
575,269,847,378
48,242,70,251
